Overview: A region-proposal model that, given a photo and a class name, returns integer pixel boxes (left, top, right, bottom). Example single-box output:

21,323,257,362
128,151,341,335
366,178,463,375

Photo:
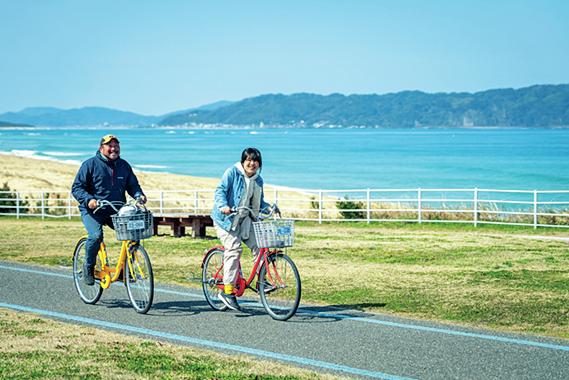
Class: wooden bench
152,213,214,238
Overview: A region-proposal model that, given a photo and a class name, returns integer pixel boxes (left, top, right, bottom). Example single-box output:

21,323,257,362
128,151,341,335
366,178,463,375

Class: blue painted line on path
2,264,569,352
295,309,569,352
0,302,416,380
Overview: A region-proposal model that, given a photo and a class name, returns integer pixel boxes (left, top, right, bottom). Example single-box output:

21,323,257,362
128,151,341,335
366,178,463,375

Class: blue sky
1,0,568,116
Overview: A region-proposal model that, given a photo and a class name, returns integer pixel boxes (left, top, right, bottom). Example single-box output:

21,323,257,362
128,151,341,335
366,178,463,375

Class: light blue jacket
211,165,270,231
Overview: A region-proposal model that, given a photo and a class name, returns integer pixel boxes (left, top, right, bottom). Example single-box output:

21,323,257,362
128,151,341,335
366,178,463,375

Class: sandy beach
0,153,328,217
0,153,221,192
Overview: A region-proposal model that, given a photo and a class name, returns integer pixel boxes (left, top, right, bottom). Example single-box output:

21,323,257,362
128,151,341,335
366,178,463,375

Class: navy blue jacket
72,151,144,219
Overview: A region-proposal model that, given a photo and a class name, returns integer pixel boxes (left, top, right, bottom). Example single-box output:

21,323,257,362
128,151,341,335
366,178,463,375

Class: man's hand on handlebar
138,195,147,204
88,199,98,210
220,206,231,215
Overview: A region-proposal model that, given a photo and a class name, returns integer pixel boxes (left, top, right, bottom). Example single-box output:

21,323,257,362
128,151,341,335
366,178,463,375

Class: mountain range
1,85,568,128
0,101,234,128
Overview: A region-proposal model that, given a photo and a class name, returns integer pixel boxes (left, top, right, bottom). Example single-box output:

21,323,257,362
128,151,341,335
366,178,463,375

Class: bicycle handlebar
94,197,145,214
225,203,280,220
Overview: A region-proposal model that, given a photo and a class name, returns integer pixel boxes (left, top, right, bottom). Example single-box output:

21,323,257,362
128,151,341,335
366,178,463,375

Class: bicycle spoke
125,245,154,314
202,248,228,311
259,253,301,321
72,238,103,304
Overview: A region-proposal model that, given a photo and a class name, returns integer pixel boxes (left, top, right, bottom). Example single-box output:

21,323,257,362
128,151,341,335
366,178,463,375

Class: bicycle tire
259,253,301,321
202,248,228,311
125,244,154,314
72,238,103,304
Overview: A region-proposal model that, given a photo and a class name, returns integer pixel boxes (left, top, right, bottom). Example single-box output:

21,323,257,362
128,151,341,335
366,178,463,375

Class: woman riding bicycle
211,147,274,311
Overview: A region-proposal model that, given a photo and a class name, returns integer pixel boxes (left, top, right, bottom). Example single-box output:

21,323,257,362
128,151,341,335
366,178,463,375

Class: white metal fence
1,188,569,229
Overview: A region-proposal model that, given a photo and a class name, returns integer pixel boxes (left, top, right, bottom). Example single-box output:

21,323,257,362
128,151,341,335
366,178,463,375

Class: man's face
99,140,120,161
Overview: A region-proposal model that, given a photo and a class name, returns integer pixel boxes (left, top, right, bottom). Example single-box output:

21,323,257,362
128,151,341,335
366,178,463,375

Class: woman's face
243,158,260,177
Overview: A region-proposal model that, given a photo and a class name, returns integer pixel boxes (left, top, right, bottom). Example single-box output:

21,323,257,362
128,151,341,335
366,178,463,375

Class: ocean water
1,128,568,196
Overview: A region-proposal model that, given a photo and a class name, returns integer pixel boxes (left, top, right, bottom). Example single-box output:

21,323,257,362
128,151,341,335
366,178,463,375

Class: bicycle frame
74,234,138,289
202,246,281,297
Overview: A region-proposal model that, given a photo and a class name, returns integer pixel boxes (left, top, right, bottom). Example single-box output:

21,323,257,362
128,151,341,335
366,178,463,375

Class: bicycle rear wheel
202,248,228,311
259,253,301,321
125,244,154,314
72,238,103,304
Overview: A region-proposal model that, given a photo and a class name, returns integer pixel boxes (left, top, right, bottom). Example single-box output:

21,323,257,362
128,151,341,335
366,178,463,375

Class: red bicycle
201,204,301,321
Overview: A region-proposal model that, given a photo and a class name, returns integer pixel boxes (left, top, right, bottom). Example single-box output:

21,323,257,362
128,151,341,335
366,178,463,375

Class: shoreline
0,152,221,192
0,152,322,201
2,125,569,130
0,150,320,196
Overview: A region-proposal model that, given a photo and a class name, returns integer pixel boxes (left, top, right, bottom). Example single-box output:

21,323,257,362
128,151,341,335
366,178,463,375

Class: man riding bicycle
72,134,147,286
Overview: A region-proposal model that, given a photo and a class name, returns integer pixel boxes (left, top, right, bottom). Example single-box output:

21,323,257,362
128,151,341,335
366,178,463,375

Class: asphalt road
1,260,568,380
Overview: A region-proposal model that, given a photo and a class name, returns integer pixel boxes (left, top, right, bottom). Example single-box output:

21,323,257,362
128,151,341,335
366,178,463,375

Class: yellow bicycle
72,199,154,314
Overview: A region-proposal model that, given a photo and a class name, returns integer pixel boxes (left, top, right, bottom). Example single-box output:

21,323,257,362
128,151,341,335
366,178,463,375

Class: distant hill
158,84,569,128
0,120,34,128
0,101,234,127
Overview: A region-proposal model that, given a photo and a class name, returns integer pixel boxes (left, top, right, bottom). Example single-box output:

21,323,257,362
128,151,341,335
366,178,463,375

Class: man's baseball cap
100,134,120,145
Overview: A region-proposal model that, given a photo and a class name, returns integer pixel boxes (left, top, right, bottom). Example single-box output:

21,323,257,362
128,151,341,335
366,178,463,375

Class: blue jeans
80,210,114,268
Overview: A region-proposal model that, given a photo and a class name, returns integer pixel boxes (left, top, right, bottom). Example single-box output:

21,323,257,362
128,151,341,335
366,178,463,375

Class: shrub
0,182,31,215
336,196,366,219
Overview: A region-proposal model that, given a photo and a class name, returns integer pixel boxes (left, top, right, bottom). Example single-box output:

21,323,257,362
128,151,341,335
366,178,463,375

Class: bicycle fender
71,235,89,260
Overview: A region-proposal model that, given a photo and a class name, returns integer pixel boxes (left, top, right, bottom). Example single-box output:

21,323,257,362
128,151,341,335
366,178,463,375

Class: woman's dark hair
241,148,262,171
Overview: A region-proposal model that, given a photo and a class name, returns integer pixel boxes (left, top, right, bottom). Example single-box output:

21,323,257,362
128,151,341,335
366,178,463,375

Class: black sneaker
218,292,241,311
83,264,95,286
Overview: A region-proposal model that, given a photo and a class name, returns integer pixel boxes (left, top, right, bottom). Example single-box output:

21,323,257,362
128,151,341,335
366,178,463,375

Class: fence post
319,190,322,224
16,191,20,219
274,189,277,205
41,191,45,219
195,190,198,214
534,190,538,229
418,188,422,224
367,188,370,224
160,191,164,213
68,191,72,219
474,188,478,227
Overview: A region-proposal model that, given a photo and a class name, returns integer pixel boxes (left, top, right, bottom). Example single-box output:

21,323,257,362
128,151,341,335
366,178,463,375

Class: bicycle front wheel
259,253,301,321
125,244,154,314
72,238,103,304
202,248,228,311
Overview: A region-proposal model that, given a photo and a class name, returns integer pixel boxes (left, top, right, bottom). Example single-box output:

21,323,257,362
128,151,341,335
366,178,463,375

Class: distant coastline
2,84,568,129
1,124,568,130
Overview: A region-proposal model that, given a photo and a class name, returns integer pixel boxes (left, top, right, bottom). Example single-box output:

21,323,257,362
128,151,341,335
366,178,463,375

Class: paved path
1,260,568,380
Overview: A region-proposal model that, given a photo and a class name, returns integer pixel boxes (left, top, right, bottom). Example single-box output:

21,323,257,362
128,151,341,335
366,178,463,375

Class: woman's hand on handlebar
220,206,231,215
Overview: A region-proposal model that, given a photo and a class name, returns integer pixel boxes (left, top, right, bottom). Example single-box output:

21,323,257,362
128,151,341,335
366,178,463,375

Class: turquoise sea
1,128,568,196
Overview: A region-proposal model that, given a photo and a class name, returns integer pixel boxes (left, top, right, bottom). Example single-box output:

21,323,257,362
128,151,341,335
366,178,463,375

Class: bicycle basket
111,211,153,241
253,219,295,248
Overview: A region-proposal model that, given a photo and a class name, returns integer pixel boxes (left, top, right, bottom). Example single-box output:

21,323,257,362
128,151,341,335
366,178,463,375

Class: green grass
1,218,568,340
1,218,569,379
0,309,342,380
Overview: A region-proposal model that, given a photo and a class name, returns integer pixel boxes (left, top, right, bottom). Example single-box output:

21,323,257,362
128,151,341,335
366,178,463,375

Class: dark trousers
80,210,114,268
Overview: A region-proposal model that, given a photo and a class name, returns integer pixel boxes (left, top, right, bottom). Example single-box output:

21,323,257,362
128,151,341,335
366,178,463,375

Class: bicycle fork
96,242,112,289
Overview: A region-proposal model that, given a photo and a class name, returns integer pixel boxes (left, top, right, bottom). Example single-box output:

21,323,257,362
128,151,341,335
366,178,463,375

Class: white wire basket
111,211,154,241
253,219,295,248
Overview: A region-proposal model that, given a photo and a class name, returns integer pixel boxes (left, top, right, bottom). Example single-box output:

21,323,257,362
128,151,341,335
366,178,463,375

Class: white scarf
232,162,261,239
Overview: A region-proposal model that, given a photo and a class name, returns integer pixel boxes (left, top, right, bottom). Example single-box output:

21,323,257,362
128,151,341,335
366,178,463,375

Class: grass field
0,307,346,380
1,218,568,378
2,218,568,337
